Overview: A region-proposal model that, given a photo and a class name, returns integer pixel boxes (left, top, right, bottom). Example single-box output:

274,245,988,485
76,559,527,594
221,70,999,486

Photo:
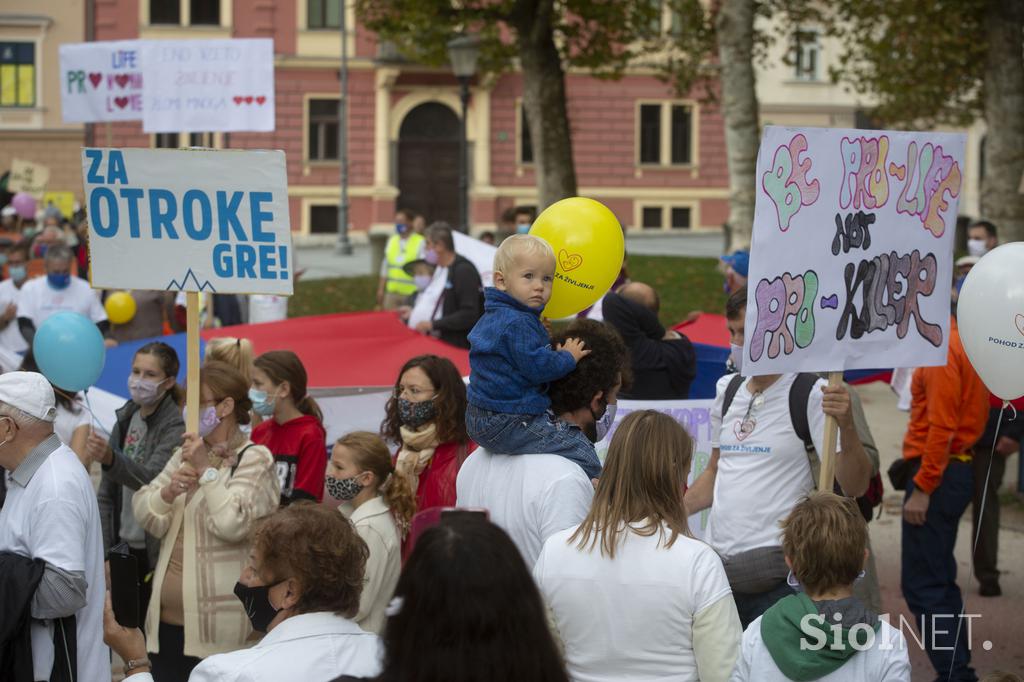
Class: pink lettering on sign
890,142,961,237
761,134,820,231
839,136,891,210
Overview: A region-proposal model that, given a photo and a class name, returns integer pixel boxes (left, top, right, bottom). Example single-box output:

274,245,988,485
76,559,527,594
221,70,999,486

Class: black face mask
234,580,285,633
583,398,608,444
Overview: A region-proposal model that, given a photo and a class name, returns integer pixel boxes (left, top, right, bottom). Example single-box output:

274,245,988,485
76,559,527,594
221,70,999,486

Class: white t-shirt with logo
706,373,828,558
455,448,594,568
0,444,110,682
535,524,734,682
0,278,28,355
17,276,107,328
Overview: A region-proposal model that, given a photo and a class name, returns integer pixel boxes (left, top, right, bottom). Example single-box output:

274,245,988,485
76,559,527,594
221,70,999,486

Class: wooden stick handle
185,292,200,435
817,371,843,492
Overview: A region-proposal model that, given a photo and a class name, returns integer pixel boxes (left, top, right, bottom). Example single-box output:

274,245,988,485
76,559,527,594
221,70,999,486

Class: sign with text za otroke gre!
743,126,965,377
82,148,293,296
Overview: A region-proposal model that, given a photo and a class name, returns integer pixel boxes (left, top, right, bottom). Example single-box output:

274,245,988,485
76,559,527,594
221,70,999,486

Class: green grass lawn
289,255,728,327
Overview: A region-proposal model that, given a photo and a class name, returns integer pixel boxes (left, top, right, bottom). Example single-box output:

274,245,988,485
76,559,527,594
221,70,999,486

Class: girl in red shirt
250,350,327,505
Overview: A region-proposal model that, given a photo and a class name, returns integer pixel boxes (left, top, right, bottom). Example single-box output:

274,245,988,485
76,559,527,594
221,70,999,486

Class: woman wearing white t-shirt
534,410,742,682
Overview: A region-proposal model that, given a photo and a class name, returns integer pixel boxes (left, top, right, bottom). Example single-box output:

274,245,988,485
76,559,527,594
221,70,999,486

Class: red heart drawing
115,74,131,89
558,249,583,273
233,96,244,105
114,96,129,109
1015,314,1024,338
88,73,102,88
244,96,254,104
255,96,266,105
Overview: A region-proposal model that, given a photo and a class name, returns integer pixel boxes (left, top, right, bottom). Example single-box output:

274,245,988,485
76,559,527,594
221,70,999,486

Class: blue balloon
33,312,106,392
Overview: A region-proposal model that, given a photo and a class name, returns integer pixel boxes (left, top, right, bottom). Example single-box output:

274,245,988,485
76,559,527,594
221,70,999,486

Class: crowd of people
0,208,1020,682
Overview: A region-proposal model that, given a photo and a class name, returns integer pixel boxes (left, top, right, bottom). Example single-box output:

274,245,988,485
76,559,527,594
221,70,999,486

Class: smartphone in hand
107,543,141,629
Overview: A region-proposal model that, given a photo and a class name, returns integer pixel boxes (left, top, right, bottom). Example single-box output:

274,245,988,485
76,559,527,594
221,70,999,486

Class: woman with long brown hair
534,410,741,682
328,431,416,634
380,355,475,510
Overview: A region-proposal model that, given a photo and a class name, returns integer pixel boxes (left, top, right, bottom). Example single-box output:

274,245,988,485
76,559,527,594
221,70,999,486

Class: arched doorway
397,102,460,226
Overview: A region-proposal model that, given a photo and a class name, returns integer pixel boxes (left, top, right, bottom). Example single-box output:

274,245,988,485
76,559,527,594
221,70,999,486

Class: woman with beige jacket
133,361,280,681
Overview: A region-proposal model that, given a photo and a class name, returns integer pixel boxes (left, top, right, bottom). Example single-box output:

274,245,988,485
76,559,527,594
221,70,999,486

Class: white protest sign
8,158,50,197
595,399,714,541
142,38,274,133
452,231,496,287
744,126,965,376
59,41,143,123
82,148,293,295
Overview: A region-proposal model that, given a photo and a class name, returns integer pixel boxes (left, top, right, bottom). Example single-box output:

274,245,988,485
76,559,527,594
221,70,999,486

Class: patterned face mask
398,397,436,429
325,474,364,501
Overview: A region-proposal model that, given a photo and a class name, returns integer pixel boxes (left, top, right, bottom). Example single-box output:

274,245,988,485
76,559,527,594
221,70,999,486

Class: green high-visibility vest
385,233,424,295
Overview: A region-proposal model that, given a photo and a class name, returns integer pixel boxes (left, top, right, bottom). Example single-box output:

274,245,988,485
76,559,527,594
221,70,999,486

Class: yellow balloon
105,291,137,325
530,197,625,319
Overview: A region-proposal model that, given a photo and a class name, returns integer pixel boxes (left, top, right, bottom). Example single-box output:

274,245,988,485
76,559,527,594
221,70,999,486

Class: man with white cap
0,371,109,681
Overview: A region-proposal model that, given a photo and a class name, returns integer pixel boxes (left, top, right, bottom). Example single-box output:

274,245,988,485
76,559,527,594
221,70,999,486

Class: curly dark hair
379,516,568,682
381,355,468,445
548,319,631,416
253,501,368,618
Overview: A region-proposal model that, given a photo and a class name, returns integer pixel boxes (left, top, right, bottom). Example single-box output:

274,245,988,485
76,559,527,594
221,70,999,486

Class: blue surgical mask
516,223,531,234
47,273,71,290
248,388,276,417
396,223,409,235
0,254,8,266
8,265,26,283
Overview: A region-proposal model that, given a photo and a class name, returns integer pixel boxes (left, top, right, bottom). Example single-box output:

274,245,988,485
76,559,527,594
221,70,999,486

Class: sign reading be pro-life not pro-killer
82,148,293,295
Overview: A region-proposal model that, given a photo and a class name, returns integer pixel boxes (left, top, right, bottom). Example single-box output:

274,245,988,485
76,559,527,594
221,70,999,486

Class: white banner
8,158,50,197
82,147,293,295
141,38,274,133
744,126,965,376
595,399,715,540
452,231,496,288
59,41,144,123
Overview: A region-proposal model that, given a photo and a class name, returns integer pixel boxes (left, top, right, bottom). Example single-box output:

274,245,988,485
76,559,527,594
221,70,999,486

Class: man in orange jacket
901,315,989,681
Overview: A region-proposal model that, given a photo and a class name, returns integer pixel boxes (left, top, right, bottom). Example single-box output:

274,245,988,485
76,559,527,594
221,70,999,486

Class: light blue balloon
33,312,106,392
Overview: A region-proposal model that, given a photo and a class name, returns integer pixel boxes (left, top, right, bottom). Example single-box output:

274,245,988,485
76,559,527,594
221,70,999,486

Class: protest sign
8,158,50,196
82,147,293,296
59,41,143,123
452,231,496,288
595,399,714,540
141,38,274,133
743,126,965,378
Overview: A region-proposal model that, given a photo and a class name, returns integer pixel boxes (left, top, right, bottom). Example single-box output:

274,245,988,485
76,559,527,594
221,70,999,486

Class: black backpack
721,372,884,522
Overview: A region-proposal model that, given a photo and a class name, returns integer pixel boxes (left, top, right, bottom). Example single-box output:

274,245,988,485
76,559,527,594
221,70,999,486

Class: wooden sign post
817,371,843,492
185,292,201,434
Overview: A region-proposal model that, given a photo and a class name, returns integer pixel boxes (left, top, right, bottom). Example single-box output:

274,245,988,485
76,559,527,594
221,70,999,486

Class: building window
155,133,179,148
310,205,337,234
150,0,181,24
190,0,220,25
793,29,819,81
638,102,693,166
640,205,693,230
308,98,339,161
0,42,35,108
519,103,534,165
308,0,340,28
189,132,213,147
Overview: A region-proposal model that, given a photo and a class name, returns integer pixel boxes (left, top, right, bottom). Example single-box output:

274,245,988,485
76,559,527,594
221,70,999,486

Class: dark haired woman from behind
380,355,475,511
333,515,568,682
90,341,186,620
250,350,328,505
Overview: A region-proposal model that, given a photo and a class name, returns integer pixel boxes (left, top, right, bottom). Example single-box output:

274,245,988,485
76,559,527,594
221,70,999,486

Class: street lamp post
336,0,353,255
447,34,480,234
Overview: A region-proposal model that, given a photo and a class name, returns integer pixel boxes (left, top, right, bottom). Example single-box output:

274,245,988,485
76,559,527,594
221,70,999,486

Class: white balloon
956,242,1024,401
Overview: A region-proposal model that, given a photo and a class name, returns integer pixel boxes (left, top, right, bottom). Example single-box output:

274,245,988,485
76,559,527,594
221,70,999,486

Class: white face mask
730,343,744,375
595,403,617,442
966,239,988,258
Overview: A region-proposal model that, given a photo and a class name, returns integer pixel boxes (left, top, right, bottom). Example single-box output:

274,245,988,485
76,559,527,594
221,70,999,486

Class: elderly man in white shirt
105,501,381,682
0,371,110,681
457,319,630,567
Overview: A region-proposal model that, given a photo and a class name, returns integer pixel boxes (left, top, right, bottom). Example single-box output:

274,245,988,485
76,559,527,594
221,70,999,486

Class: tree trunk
715,0,760,251
980,0,1024,243
518,0,577,210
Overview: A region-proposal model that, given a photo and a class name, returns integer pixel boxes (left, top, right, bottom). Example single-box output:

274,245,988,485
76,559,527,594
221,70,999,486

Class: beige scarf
395,423,441,486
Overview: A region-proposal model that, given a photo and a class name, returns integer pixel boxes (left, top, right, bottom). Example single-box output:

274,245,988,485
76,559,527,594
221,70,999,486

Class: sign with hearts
59,40,144,123
142,38,274,133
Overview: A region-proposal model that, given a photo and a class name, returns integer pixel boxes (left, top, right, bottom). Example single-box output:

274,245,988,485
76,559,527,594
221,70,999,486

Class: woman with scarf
381,355,475,512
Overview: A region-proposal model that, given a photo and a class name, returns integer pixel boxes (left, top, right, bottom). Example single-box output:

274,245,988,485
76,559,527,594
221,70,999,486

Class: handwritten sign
8,158,50,197
82,148,293,295
596,398,714,540
141,39,274,133
59,41,143,123
743,126,965,376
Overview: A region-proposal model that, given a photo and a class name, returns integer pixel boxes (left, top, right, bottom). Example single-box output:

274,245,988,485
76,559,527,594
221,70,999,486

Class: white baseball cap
0,372,57,422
